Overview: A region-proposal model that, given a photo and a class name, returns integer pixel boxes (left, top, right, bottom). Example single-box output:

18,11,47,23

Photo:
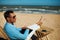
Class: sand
0,12,60,40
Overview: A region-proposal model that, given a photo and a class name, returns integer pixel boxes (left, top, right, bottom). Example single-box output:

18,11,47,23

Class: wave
1,8,60,14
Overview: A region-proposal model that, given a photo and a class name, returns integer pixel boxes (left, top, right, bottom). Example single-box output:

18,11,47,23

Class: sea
0,5,60,14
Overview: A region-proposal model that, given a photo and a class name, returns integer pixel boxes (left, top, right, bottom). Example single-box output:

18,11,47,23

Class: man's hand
22,26,27,29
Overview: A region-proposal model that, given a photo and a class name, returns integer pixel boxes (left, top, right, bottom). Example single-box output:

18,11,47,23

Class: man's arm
7,26,29,39
16,28,22,31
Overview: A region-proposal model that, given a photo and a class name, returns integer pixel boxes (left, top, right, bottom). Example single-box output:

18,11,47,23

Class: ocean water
18,8,60,14
0,5,60,14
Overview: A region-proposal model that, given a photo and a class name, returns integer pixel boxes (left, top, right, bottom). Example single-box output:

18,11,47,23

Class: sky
0,0,60,6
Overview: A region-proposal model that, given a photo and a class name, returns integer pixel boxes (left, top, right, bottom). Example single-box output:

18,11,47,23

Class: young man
4,10,42,40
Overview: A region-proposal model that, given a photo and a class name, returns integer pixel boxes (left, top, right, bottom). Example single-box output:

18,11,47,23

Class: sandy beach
0,12,60,40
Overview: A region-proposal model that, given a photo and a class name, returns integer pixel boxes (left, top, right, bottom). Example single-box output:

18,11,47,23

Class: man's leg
31,34,37,40
20,29,26,34
20,29,37,40
28,29,38,40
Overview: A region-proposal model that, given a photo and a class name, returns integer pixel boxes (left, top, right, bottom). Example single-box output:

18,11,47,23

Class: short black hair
4,10,14,20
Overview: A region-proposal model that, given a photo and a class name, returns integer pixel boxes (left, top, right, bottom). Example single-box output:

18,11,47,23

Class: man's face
8,13,16,23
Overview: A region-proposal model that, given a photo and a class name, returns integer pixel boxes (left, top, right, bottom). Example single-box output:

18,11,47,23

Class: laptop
25,24,40,40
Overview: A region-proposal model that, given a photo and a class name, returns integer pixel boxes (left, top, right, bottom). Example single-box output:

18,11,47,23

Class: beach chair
35,25,54,40
0,26,10,40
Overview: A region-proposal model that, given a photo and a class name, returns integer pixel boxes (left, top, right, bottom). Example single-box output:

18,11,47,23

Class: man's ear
7,17,10,21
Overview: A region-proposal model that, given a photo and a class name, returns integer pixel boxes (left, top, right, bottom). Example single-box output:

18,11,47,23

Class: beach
0,12,60,40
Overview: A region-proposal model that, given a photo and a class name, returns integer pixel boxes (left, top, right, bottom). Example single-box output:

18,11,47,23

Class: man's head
4,10,16,24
